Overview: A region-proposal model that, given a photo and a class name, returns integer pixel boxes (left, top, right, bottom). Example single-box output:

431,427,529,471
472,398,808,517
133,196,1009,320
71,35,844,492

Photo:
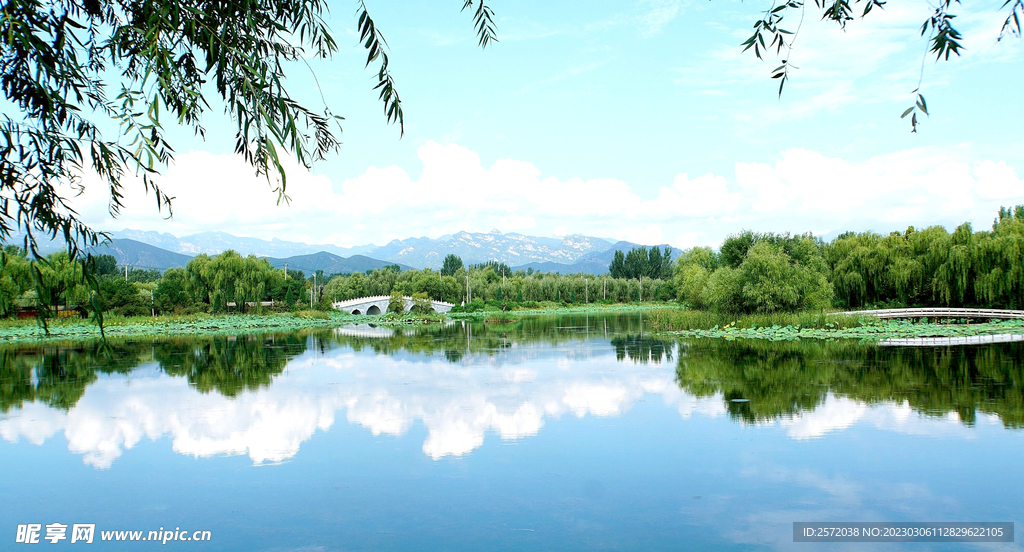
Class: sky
66,0,1024,249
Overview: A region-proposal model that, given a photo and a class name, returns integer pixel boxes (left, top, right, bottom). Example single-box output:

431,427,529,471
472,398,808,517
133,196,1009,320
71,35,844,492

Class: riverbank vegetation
674,206,1024,314
653,313,1024,341
0,246,676,325
5,319,1023,429
3,206,1024,338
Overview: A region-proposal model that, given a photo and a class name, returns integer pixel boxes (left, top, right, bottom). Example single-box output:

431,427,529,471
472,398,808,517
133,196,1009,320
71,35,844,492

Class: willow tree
0,0,496,329
740,0,1024,131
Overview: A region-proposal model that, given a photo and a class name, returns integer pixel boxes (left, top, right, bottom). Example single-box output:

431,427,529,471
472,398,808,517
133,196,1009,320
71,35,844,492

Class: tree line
322,259,675,311
4,205,1023,319
0,247,676,319
674,205,1024,313
0,248,309,318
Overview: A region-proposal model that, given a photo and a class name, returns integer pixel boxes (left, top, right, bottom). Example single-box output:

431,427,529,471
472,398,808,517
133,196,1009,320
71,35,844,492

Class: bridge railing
833,307,1024,320
332,295,455,308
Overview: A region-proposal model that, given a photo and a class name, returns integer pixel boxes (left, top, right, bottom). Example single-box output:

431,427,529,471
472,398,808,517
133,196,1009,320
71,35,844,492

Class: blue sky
70,0,1024,249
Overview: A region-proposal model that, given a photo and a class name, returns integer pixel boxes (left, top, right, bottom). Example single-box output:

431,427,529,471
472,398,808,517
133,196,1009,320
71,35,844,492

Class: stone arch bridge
332,295,455,315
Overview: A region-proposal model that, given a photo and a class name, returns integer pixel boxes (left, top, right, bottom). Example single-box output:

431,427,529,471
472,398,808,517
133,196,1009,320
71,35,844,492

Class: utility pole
585,277,588,304
284,263,288,280
311,272,316,308
124,264,128,282
603,277,606,300
465,274,470,305
639,275,642,302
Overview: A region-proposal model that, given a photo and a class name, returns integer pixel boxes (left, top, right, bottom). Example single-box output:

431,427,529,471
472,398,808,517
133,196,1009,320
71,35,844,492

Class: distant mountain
372,230,615,269
100,229,682,272
89,239,193,271
510,259,613,275
88,242,413,275
112,229,374,258
586,241,685,265
512,242,685,275
264,252,414,275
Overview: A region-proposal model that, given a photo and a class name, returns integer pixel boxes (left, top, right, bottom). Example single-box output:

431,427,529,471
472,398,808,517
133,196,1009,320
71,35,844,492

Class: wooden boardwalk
880,334,1024,347
835,307,1024,320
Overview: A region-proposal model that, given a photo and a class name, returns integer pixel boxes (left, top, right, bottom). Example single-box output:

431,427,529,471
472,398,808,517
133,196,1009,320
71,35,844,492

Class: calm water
1,313,1022,551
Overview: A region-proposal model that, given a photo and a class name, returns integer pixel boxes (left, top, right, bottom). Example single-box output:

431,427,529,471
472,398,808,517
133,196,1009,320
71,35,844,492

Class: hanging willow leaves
739,0,1014,131
462,0,499,48
0,0,501,333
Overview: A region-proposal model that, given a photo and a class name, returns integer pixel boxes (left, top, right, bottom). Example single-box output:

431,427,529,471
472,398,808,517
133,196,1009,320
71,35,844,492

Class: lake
1,312,1021,550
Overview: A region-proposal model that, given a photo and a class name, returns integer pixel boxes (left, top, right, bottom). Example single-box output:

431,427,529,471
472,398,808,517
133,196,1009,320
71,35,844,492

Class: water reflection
675,339,1024,429
153,334,307,396
0,314,1021,469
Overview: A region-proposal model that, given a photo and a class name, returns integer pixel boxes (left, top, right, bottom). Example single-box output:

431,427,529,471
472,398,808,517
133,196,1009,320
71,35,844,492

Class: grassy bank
647,307,1024,340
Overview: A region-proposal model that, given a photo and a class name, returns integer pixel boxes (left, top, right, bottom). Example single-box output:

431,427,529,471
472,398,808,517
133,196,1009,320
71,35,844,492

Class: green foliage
154,268,194,314
389,291,406,314
705,266,745,313
91,255,118,277
0,310,358,341
0,0,496,332
737,0,1017,131
674,246,719,308
675,338,1024,427
609,246,673,280
125,267,162,283
295,310,331,320
0,0,352,327
322,264,673,309
410,292,433,314
0,248,30,317
98,279,149,317
737,242,802,312
719,230,821,269
826,207,1024,309
441,254,464,277
648,308,868,332
182,251,283,313
469,260,512,278
676,231,843,313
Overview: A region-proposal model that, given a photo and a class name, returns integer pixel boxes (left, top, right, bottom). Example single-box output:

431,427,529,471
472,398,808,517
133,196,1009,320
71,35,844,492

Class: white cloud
66,141,1024,251
672,1,1023,126
730,147,1024,236
615,223,665,245
637,0,682,37
0,340,690,466
778,395,980,441
0,341,999,468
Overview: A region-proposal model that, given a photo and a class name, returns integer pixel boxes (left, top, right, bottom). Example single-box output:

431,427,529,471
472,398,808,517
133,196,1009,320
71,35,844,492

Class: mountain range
11,230,684,275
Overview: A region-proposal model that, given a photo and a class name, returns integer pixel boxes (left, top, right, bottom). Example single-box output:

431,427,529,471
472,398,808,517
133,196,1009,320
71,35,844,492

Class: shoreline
3,304,1024,343
0,303,662,342
660,318,1024,341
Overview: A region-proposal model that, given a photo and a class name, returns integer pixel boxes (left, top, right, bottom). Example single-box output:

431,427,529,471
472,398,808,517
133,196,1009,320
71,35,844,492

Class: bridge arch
332,295,455,315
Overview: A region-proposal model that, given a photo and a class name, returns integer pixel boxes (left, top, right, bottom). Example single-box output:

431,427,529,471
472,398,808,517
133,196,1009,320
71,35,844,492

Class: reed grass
646,308,873,331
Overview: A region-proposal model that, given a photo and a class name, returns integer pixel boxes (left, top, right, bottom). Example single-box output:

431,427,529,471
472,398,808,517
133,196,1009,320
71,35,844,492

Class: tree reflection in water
674,339,1024,428
1,312,1022,433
